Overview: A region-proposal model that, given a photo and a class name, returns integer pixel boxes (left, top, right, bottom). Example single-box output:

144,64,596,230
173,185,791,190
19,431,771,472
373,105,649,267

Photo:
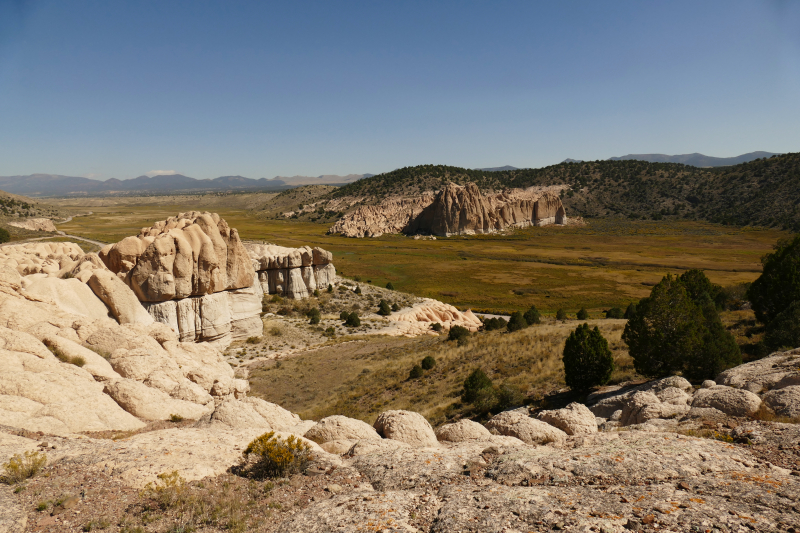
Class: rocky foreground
1,215,799,532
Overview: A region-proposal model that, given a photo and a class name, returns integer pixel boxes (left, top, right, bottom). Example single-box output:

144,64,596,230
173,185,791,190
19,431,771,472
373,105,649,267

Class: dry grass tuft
2,451,47,484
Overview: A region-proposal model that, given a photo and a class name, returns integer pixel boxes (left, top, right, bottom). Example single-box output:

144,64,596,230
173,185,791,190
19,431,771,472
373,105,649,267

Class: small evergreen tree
680,269,723,308
308,308,321,325
624,303,637,319
421,355,436,370
386,282,395,290
461,368,493,403
506,311,527,332
577,308,589,320
764,300,800,352
354,286,362,295
391,303,400,312
483,317,507,331
313,289,320,297
556,309,568,321
339,310,350,321
605,307,624,319
523,305,540,325
748,235,800,324
431,322,443,332
345,312,361,327
449,325,470,346
327,284,333,293
408,364,424,379
563,323,614,391
377,299,391,316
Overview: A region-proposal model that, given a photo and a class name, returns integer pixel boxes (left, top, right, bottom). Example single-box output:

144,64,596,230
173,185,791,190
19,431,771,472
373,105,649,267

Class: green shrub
763,300,800,352
169,414,184,423
605,307,624,319
2,451,46,484
747,235,800,324
506,311,528,332
624,303,637,319
556,309,567,320
563,323,614,391
241,431,313,479
354,286,362,295
421,355,436,370
0,227,9,244
391,302,400,312
246,336,261,344
576,308,589,320
482,317,507,331
448,325,470,346
386,282,395,290
339,310,350,321
323,326,336,338
377,299,391,316
313,289,320,297
623,273,740,380
327,284,333,293
461,368,493,403
344,312,361,327
308,308,321,325
48,346,85,367
408,365,424,379
431,322,443,332
523,305,540,325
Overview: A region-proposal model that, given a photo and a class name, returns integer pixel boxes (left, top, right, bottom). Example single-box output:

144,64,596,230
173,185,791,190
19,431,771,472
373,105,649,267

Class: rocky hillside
0,189,69,239
284,153,800,231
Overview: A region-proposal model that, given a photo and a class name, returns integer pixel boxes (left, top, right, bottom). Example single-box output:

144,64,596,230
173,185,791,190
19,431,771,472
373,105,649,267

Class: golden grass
53,196,786,314
249,318,635,426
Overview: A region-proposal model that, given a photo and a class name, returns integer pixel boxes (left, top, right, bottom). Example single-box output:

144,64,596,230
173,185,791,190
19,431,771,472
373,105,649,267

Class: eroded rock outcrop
329,183,567,238
245,243,336,300
7,217,57,232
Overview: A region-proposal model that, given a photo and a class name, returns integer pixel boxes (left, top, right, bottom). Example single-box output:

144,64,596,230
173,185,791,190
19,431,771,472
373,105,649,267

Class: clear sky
1,0,799,180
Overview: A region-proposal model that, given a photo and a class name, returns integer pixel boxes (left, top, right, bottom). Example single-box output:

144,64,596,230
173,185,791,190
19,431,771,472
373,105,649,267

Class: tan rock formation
434,419,492,442
7,218,57,232
387,298,483,334
245,243,336,299
0,242,83,276
537,402,598,436
305,415,381,444
485,410,567,445
373,410,439,448
88,269,154,325
328,183,567,238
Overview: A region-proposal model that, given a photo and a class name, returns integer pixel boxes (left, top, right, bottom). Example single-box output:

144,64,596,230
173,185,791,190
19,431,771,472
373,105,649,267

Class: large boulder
762,386,800,419
305,415,381,444
103,379,211,421
24,276,112,320
691,386,762,417
485,410,567,445
242,397,302,430
537,402,597,435
619,391,690,426
210,398,271,429
88,269,153,325
373,410,438,447
716,351,800,392
434,419,492,442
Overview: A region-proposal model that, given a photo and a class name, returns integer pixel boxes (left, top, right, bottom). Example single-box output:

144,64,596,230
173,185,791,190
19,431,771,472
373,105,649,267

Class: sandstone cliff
328,183,567,238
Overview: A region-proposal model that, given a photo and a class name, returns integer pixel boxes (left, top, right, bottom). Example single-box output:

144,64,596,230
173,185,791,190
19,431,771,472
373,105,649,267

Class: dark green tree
408,365,424,379
624,303,637,319
421,355,436,370
764,300,800,351
431,322,443,332
377,299,391,316
747,235,800,324
523,305,540,325
623,274,740,379
449,325,470,346
339,310,350,321
0,227,9,244
391,302,400,312
577,308,589,320
605,307,624,319
556,309,568,320
483,317,507,331
562,323,615,391
506,311,528,332
344,312,361,327
354,285,362,295
308,308,321,325
461,369,493,403
386,282,395,290
679,269,723,308
327,284,333,293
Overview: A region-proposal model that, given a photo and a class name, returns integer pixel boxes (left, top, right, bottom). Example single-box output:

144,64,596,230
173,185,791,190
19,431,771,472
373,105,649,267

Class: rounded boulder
304,415,380,444
373,410,438,448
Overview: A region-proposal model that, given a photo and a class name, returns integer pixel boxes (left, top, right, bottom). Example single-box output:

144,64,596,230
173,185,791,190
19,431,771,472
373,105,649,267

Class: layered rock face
7,217,58,232
0,242,84,276
245,243,336,299
328,183,567,238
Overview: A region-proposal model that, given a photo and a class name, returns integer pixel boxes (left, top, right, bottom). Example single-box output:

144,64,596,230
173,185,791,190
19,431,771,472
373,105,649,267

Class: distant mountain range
0,173,374,197
607,151,780,167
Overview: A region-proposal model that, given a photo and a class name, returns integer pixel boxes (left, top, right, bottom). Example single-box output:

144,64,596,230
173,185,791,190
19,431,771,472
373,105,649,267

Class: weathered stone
373,410,438,447
537,402,597,435
485,410,567,445
762,385,800,418
435,419,492,442
691,386,762,417
305,415,381,444
88,269,154,325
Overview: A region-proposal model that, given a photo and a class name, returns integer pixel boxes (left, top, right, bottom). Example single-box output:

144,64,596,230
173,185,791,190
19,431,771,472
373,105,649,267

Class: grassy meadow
248,318,633,426
55,196,786,314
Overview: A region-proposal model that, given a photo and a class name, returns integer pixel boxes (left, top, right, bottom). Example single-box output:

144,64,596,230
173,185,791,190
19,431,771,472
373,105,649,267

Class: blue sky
1,0,798,180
